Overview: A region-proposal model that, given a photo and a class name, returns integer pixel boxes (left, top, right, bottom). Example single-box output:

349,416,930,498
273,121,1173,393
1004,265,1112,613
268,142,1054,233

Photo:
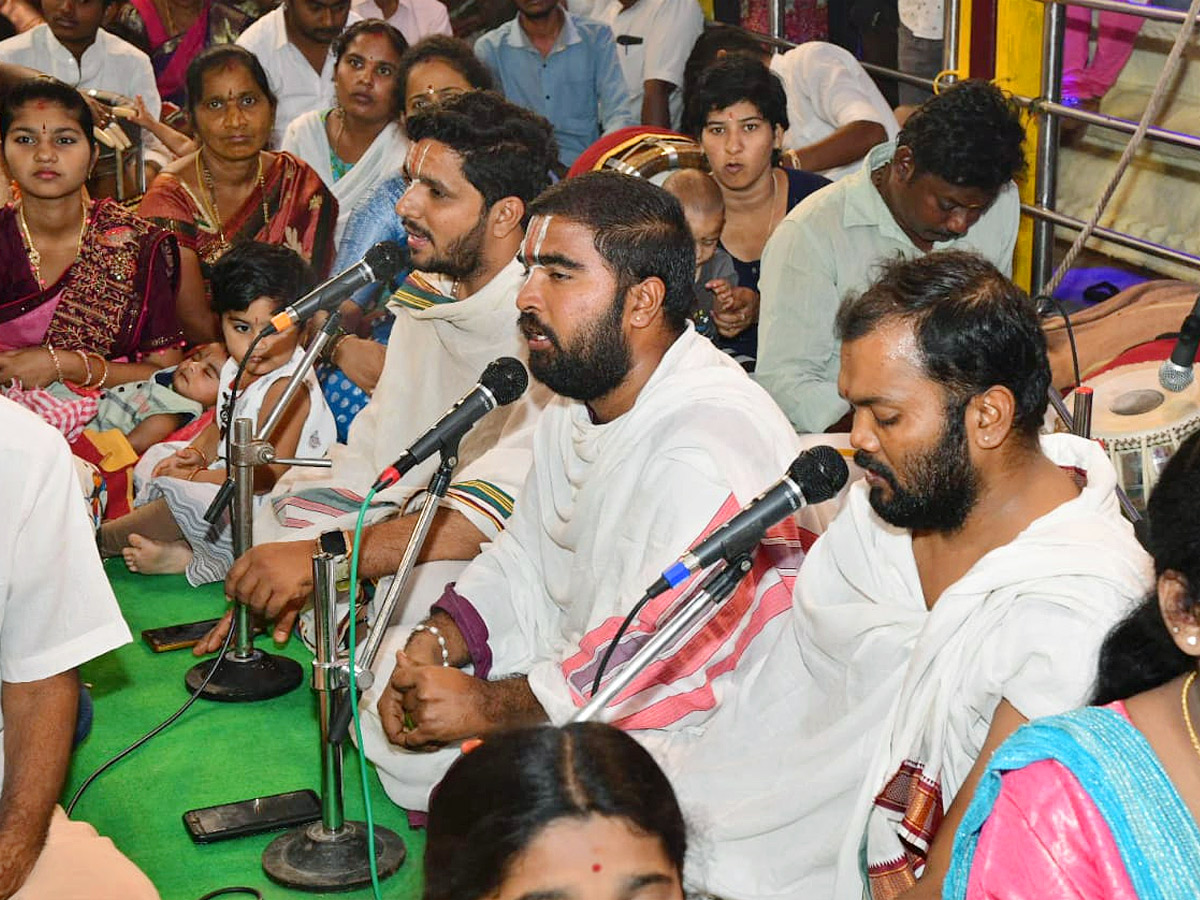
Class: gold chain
17,198,89,290
196,149,270,252
1182,670,1200,761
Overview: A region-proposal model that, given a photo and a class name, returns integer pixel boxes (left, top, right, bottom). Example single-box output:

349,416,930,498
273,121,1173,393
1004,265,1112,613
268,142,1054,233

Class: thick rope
1041,0,1200,297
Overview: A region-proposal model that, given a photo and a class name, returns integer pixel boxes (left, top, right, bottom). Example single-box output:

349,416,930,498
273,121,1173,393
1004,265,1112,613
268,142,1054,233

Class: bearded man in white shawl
757,251,1151,900
367,171,813,897
193,92,558,651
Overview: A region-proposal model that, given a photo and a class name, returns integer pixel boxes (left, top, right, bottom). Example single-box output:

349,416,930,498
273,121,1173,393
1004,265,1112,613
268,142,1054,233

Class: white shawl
794,433,1152,899
280,109,409,247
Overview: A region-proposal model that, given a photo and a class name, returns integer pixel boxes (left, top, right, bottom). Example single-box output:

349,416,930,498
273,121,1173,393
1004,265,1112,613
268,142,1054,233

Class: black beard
855,404,979,532
413,216,487,283
519,296,630,403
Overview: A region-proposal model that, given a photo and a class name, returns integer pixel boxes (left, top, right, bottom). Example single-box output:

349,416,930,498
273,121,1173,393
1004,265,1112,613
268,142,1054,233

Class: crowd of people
0,1,1196,899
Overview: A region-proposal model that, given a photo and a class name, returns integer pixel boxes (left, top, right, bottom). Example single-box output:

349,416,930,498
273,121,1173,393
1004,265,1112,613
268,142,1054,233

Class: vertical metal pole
231,416,256,659
311,553,346,834
1032,0,1067,293
769,0,783,39
942,0,962,83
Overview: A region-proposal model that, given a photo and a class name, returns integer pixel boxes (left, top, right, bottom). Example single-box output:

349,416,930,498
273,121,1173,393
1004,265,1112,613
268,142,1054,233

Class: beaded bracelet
411,623,450,667
73,349,92,387
45,345,63,383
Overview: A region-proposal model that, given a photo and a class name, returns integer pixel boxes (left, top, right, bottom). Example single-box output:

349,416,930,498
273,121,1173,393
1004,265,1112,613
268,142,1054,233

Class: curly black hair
405,91,556,217
897,79,1026,191
396,34,494,101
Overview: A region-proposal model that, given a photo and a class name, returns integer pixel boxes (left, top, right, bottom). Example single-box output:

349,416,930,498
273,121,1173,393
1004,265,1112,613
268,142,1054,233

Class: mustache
853,450,899,490
517,311,562,350
403,219,430,241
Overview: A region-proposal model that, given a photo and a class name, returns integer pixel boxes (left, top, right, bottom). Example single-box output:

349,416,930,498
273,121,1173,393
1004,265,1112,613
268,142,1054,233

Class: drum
1061,360,1200,509
84,89,146,203
567,126,707,185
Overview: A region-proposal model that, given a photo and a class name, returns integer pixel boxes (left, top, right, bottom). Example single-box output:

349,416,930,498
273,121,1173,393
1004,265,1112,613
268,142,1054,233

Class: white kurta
0,397,132,780
280,111,409,248
256,259,543,544
361,327,810,897
712,433,1151,900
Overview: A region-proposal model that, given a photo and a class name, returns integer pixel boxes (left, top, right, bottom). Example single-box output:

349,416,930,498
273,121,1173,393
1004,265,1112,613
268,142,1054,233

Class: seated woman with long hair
0,77,184,389
944,432,1200,899
424,723,686,900
138,45,337,342
281,19,408,248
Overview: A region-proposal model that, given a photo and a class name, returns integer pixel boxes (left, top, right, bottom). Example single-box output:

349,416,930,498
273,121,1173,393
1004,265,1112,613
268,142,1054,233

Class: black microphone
645,445,849,599
261,240,410,337
372,357,529,490
1159,293,1200,392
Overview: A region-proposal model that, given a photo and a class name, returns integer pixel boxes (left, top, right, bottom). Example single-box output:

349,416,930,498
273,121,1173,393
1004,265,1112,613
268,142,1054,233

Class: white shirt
596,0,703,129
350,0,451,45
0,398,131,781
769,42,899,181
0,24,170,168
236,5,362,148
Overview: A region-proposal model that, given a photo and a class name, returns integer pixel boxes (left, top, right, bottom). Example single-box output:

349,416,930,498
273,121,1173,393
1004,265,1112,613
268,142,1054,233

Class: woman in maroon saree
138,46,338,341
0,78,183,388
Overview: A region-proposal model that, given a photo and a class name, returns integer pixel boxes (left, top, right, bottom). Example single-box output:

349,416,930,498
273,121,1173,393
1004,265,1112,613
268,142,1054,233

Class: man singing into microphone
193,92,558,645
366,172,806,896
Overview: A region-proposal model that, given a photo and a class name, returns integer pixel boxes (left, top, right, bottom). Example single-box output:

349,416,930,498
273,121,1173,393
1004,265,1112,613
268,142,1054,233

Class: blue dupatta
944,705,1200,900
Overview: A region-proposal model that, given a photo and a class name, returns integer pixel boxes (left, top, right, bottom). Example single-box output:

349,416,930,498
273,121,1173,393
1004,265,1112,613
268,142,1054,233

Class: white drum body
1064,360,1200,509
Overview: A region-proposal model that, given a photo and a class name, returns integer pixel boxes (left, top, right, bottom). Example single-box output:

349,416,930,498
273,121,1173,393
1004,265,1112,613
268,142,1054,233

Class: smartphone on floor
182,789,322,843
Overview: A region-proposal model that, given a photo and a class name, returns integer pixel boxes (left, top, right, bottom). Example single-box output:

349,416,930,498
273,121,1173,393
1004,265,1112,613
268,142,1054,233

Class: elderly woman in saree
138,45,337,342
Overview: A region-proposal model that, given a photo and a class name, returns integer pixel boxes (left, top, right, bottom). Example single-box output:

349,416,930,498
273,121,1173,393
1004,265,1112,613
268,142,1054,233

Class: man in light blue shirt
475,0,635,168
756,80,1027,434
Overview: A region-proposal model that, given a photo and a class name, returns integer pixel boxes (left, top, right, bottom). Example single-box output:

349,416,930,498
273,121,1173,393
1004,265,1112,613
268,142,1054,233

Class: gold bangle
186,468,201,481
90,353,109,389
180,445,210,468
74,349,92,386
46,345,64,383
327,333,351,366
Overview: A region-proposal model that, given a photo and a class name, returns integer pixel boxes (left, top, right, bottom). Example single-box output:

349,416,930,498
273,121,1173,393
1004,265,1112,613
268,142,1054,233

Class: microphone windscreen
1160,359,1195,393
790,445,849,504
365,240,410,281
481,357,529,406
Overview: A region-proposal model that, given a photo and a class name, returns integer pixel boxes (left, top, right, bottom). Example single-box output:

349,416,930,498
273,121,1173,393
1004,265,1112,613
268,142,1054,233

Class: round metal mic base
185,649,304,702
262,820,406,892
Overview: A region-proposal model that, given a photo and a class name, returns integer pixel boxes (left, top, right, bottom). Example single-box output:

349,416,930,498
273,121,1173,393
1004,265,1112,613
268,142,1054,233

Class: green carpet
66,561,425,900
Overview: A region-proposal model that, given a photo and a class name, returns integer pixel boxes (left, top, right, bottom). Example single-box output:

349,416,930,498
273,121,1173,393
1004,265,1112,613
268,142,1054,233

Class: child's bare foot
122,533,193,575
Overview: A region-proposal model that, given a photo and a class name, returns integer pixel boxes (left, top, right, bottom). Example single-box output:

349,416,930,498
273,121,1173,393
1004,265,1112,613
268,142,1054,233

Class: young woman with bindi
281,19,408,247
0,77,184,390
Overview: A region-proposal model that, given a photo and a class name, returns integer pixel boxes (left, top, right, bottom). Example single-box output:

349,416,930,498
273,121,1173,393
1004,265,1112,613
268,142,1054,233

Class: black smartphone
182,789,322,843
141,618,223,653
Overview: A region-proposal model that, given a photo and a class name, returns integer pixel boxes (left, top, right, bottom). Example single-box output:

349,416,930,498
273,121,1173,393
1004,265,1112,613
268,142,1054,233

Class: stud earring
1174,626,1182,634
1188,635,1198,647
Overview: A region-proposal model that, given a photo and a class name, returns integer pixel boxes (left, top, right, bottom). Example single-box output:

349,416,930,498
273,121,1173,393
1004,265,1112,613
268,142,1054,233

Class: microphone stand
186,314,343,702
572,553,755,724
327,448,460,745
262,553,406,890
1038,302,1141,523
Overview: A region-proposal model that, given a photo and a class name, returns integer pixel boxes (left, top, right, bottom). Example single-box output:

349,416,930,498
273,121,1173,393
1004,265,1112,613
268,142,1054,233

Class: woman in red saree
0,78,184,389
138,45,338,341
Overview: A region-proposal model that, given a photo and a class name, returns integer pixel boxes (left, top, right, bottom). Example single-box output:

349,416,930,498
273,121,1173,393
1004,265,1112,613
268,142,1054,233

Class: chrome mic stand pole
262,554,406,890
572,554,754,723
327,450,459,744
188,315,344,701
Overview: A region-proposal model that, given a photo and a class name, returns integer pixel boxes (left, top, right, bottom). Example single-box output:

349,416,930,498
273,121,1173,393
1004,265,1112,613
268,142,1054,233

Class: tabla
1062,360,1200,509
570,127,707,185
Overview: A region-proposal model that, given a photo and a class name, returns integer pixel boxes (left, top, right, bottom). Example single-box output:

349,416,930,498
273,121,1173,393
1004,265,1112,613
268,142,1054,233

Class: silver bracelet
411,623,450,667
